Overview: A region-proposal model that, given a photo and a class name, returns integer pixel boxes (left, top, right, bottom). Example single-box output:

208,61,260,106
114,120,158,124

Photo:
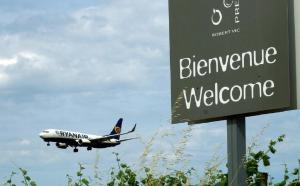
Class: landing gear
87,147,92,151
73,148,79,153
47,142,50,146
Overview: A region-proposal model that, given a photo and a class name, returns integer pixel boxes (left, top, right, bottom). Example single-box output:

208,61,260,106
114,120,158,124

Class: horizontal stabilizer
130,124,136,132
118,137,139,143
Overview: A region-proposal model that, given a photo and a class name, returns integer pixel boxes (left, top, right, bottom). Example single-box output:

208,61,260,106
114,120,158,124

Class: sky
0,0,299,185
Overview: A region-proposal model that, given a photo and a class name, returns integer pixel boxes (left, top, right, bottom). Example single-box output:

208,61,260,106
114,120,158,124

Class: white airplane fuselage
39,118,136,152
40,129,120,150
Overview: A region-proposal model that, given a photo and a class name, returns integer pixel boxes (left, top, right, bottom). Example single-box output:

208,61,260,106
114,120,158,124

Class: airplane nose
39,132,44,138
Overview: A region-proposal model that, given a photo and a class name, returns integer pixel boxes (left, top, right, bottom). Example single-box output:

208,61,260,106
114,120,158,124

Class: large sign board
169,0,296,124
293,0,300,109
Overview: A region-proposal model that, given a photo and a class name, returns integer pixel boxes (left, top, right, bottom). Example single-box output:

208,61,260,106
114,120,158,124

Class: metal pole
227,117,246,186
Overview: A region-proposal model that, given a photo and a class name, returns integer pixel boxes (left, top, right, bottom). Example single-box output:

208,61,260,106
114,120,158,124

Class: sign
169,0,295,124
292,0,300,109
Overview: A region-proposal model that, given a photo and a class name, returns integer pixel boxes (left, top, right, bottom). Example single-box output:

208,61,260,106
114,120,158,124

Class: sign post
227,117,246,186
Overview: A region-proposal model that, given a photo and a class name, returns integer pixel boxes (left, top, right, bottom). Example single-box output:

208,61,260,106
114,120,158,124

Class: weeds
92,151,102,185
66,163,90,186
246,135,285,185
19,168,37,186
1,168,36,186
1,132,300,185
3,171,16,186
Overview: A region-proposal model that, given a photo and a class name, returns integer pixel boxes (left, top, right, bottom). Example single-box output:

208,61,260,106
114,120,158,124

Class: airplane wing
90,124,136,142
118,137,139,143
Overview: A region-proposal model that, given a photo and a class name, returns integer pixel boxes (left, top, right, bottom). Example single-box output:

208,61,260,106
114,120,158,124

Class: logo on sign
211,9,223,26
211,0,240,37
223,0,233,8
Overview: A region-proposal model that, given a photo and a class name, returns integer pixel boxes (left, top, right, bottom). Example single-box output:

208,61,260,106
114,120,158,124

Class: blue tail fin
110,118,123,140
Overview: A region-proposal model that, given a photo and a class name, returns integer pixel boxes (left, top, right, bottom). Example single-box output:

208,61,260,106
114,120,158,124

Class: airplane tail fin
110,118,123,140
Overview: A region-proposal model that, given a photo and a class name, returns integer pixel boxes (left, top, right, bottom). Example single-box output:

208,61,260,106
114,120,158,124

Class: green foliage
107,152,193,186
140,167,193,186
245,135,286,185
1,134,300,186
2,168,36,186
200,168,227,186
3,171,16,186
92,151,102,185
107,152,139,186
66,164,90,186
286,159,300,186
273,164,288,186
19,168,37,186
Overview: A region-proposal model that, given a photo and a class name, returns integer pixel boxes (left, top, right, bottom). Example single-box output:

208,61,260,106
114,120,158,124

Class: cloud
0,57,17,66
0,73,9,85
67,7,117,37
0,0,169,102
19,139,31,146
0,0,170,172
0,1,298,185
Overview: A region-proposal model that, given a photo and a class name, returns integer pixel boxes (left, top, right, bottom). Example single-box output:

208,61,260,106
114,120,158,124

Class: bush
1,134,300,186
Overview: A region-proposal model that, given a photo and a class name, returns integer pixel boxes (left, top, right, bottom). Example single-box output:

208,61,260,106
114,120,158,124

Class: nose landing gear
87,147,92,151
73,148,79,153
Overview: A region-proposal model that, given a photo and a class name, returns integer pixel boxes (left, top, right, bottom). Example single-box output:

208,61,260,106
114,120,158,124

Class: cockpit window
43,130,49,133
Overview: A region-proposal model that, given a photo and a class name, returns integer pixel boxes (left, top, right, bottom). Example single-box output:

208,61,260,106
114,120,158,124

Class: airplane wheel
87,147,92,151
47,142,50,146
73,148,78,153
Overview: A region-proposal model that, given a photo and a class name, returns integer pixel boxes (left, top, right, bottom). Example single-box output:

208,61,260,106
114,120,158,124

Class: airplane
39,118,137,152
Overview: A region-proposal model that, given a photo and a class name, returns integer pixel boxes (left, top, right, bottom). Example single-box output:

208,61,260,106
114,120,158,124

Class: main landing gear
87,147,92,151
73,148,79,153
47,142,50,146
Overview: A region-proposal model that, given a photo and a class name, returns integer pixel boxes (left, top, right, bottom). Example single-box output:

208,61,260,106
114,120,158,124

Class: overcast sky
0,0,299,185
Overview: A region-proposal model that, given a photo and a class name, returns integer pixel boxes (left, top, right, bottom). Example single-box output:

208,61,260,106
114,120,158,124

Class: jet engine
110,139,118,143
76,139,91,145
56,142,68,149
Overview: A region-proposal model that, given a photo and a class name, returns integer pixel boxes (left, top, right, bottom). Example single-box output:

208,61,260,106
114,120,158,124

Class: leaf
269,140,276,146
77,171,83,177
254,151,264,160
80,165,85,171
292,168,299,175
26,176,31,181
144,167,150,173
19,168,27,175
262,155,270,166
30,181,37,186
81,178,89,186
269,145,276,154
278,135,285,142
107,182,114,186
121,163,127,169
284,175,289,181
